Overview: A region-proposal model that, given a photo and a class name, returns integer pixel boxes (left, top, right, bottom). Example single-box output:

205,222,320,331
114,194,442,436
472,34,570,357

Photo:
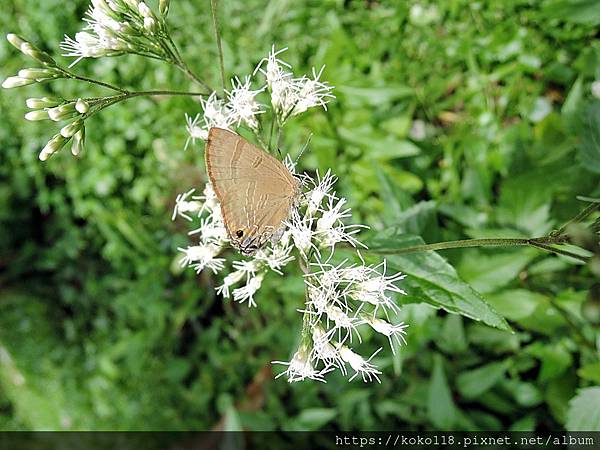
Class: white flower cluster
184,46,335,147
174,167,408,382
60,0,163,64
274,173,408,383
184,78,264,149
175,46,405,382
257,46,336,124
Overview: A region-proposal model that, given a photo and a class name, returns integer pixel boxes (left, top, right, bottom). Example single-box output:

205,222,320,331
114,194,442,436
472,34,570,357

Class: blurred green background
1,0,600,431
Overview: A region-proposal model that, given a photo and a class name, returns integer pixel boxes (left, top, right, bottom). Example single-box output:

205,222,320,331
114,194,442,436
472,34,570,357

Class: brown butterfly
205,127,300,255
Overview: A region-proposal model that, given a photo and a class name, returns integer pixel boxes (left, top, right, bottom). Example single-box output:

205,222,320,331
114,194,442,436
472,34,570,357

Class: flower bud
19,42,57,67
75,98,89,114
6,33,27,50
48,103,77,121
60,119,84,138
18,68,57,80
26,97,62,109
2,76,35,89
143,17,156,32
39,134,68,161
25,110,50,121
138,2,153,17
159,0,170,15
71,127,86,156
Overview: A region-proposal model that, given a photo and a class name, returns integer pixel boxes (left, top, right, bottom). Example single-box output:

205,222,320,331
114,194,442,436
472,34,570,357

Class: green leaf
457,361,510,398
428,355,457,430
578,102,600,174
526,341,573,383
566,387,600,431
543,0,600,25
546,372,578,424
284,408,337,431
486,289,546,321
337,85,413,106
438,315,468,354
578,362,600,384
368,232,510,330
458,249,537,294
339,126,421,159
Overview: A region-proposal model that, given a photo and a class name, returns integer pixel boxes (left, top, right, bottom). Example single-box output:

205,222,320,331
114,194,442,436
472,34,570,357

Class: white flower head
184,113,208,150
339,346,382,383
178,243,225,274
290,66,335,117
216,270,245,299
226,76,264,131
255,46,335,123
172,188,202,221
232,272,264,307
274,343,329,383
367,317,408,354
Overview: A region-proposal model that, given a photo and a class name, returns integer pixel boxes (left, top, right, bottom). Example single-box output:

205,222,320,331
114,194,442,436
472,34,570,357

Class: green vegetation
1,0,599,431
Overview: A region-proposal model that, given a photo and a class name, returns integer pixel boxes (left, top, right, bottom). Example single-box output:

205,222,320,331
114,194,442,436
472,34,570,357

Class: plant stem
80,89,210,120
59,69,127,93
553,201,600,236
371,236,568,255
172,55,214,93
210,0,226,95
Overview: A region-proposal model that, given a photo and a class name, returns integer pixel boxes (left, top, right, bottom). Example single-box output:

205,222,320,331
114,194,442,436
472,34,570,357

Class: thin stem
210,0,226,94
79,88,211,121
174,59,214,93
370,237,550,254
127,89,210,98
553,201,600,236
267,113,276,152
59,68,127,93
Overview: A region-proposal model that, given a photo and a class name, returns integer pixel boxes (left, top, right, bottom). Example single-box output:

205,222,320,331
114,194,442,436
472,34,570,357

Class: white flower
306,170,336,214
366,317,408,354
311,326,345,372
172,188,202,221
286,208,316,257
254,234,295,274
178,243,225,274
226,76,264,131
202,92,234,129
274,344,328,382
348,260,406,316
215,270,245,299
232,272,264,307
290,66,335,117
339,346,382,383
325,305,364,345
184,113,208,150
255,46,335,123
188,216,228,243
60,2,129,63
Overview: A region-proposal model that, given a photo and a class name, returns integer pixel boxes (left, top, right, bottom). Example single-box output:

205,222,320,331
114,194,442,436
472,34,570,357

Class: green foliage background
1,0,599,431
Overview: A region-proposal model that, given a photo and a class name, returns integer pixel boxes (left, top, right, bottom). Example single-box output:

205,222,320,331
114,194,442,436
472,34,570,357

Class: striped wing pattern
205,127,298,254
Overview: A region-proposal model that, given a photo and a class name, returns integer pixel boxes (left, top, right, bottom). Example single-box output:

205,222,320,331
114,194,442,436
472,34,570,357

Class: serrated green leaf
367,232,510,330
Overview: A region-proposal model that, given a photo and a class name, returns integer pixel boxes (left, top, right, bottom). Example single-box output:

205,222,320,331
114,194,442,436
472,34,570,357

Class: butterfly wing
205,128,298,253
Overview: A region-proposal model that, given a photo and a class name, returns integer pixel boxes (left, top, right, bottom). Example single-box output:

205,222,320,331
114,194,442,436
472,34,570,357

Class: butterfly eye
236,230,244,238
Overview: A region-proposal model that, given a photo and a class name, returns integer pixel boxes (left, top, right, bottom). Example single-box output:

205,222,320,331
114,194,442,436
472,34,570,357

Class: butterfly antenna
295,133,313,165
